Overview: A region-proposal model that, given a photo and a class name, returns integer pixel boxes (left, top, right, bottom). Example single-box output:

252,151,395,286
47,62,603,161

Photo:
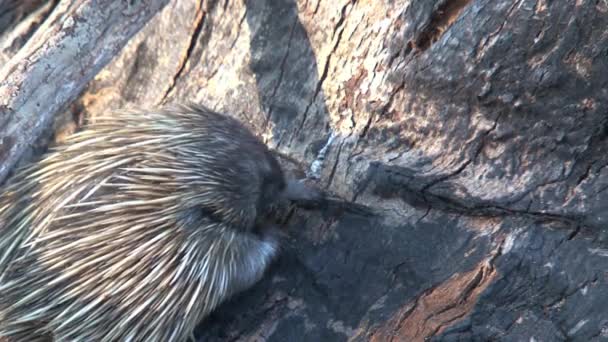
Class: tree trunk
2,0,608,341
0,0,169,181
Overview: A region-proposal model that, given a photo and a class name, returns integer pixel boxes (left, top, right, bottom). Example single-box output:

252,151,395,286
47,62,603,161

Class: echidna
0,103,320,341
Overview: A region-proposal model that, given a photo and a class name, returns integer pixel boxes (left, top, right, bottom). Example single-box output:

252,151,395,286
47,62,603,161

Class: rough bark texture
0,0,169,182
3,0,608,341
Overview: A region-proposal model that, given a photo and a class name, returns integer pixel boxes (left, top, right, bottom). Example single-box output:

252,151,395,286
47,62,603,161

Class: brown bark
3,0,608,341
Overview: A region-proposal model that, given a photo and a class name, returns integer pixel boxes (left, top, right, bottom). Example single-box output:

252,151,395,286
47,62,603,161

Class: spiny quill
0,103,320,341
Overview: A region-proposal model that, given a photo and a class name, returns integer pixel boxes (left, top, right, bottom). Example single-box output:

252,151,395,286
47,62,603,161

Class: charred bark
2,0,608,341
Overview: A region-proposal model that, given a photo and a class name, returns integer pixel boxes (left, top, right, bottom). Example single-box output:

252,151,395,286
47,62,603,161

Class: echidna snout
283,179,323,203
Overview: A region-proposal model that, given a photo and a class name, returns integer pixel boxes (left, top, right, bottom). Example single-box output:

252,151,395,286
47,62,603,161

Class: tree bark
0,0,56,64
3,0,608,341
0,0,47,36
0,0,169,182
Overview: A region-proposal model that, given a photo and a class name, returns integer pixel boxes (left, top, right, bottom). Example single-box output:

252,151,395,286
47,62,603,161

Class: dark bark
3,0,608,341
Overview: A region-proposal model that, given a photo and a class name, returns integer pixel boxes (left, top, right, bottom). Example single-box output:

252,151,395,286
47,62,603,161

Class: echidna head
256,156,287,216
252,149,323,222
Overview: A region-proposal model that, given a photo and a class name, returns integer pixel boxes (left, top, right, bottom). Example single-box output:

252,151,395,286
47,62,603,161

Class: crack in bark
365,160,586,232
571,121,608,187
543,275,600,315
421,113,502,192
230,7,248,51
206,5,248,84
416,205,432,224
414,0,472,51
268,17,297,103
360,79,405,139
159,0,205,104
325,138,344,189
292,0,356,143
309,0,321,17
422,189,584,231
264,14,298,134
351,160,375,202
475,0,522,58
576,162,595,186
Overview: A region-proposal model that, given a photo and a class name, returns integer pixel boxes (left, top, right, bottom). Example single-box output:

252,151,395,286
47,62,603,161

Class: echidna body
0,104,310,341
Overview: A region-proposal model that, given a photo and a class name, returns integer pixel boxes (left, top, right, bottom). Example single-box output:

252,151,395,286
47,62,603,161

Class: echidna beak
282,179,323,203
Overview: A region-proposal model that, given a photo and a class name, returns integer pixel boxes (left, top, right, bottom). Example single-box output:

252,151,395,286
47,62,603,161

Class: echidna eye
258,179,280,209
202,207,224,223
277,178,286,192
